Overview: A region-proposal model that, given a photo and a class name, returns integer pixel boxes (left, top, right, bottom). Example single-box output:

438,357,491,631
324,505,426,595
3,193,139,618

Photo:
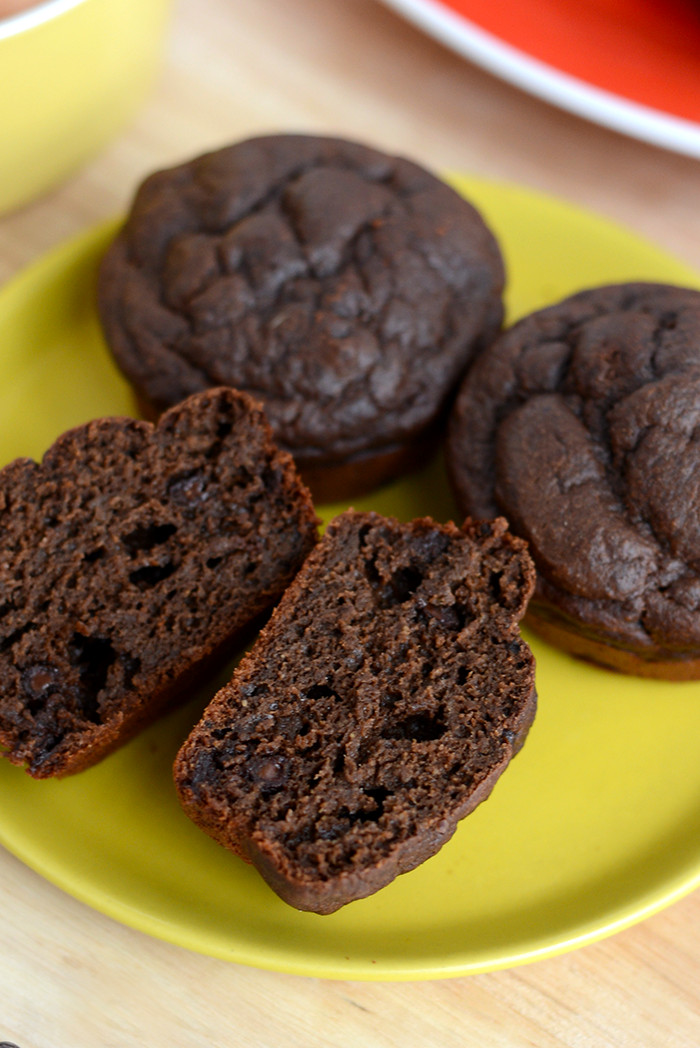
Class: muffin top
447,282,700,658
98,134,504,466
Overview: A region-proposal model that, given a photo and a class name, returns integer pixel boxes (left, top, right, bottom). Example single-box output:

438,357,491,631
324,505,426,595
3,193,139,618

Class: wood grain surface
1,1,699,1045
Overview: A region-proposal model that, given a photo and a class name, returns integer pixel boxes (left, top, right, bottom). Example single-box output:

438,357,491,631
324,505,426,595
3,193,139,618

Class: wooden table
2,1,699,1044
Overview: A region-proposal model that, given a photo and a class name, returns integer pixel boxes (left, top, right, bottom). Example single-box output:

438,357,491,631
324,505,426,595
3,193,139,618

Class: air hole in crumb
83,547,105,564
364,557,424,607
386,565,423,604
306,683,337,702
121,522,176,553
361,786,389,819
363,556,380,587
205,419,234,459
122,654,141,689
231,466,254,489
381,689,400,709
383,710,446,743
0,621,36,653
69,632,117,722
489,570,503,601
129,561,177,589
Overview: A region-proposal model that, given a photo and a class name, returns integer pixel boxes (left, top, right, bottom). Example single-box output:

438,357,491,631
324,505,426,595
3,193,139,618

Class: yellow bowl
0,0,171,215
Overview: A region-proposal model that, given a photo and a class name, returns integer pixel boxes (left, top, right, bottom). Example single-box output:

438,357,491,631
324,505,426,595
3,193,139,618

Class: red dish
381,0,700,157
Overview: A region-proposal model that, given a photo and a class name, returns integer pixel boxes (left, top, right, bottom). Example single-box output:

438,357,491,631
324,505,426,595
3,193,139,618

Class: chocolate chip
345,648,364,671
21,663,60,699
167,469,208,507
249,754,288,791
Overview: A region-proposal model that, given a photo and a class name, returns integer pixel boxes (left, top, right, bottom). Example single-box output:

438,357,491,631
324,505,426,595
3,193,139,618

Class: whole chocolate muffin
174,510,536,914
446,281,700,678
0,387,318,778
98,134,505,502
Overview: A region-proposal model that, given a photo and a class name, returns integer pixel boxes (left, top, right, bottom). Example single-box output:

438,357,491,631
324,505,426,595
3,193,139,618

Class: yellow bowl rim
0,0,90,40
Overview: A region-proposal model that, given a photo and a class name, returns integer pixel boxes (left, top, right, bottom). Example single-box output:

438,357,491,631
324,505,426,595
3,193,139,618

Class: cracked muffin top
446,281,700,677
98,134,505,498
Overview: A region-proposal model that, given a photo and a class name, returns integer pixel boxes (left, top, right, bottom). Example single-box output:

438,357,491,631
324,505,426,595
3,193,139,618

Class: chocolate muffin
0,387,318,778
446,281,700,678
173,510,536,914
98,133,505,502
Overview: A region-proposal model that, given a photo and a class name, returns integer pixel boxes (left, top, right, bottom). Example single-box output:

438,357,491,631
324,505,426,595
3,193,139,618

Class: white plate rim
379,0,700,159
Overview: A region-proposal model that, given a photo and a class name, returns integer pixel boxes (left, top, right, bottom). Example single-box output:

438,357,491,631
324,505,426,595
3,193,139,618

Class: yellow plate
1,177,700,981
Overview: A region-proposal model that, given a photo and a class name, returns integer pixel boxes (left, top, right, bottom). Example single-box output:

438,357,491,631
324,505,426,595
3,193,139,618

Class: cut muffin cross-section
174,510,536,913
0,387,318,777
